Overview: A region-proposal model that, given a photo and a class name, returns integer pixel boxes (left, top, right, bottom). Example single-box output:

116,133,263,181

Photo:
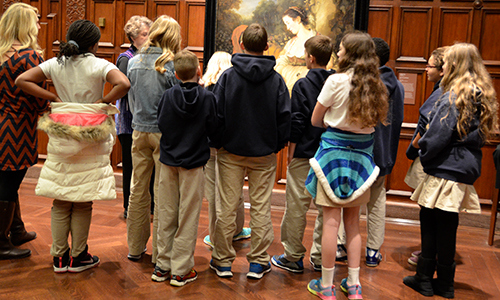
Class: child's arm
15,67,61,102
287,142,296,165
412,132,422,148
95,69,130,104
311,102,328,128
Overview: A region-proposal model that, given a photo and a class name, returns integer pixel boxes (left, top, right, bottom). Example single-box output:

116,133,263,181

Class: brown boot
9,197,36,246
0,201,31,260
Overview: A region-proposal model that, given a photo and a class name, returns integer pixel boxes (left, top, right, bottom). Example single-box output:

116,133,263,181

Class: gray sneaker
271,254,304,273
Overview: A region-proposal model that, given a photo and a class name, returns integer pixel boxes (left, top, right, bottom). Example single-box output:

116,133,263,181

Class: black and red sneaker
53,248,70,273
68,247,100,273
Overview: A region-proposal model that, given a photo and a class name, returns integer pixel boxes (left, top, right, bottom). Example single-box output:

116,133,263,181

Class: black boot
9,197,36,246
0,201,31,260
403,256,436,296
433,262,455,298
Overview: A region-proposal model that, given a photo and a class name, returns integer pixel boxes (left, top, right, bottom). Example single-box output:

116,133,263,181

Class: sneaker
411,250,421,257
123,209,128,219
53,248,70,273
127,246,147,261
271,254,304,273
310,257,322,272
170,269,197,287
68,249,99,273
336,244,348,262
209,259,233,278
365,247,382,267
307,278,336,300
340,278,362,299
151,265,170,282
407,255,418,266
247,262,271,279
203,235,214,249
233,227,251,241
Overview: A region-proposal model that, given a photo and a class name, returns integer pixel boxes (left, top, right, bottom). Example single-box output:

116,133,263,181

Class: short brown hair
174,49,199,81
242,23,268,53
304,35,334,66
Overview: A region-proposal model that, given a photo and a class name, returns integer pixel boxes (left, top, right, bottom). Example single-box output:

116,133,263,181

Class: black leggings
0,169,28,201
420,206,459,266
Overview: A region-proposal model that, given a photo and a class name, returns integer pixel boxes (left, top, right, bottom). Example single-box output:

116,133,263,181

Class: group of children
11,13,499,300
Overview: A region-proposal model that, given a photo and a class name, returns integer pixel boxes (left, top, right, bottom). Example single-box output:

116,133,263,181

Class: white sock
321,266,335,287
347,267,360,286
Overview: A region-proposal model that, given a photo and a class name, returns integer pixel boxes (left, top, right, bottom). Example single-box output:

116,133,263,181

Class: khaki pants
204,148,246,244
337,175,386,250
50,200,93,257
127,131,161,263
212,149,276,266
280,158,323,263
156,164,204,275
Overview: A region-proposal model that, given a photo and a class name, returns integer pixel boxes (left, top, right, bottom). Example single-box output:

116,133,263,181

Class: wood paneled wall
2,0,499,202
368,0,500,202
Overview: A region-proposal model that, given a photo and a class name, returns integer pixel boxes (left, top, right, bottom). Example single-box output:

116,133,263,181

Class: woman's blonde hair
124,15,152,44
338,32,388,128
440,43,498,140
202,51,232,87
0,3,41,64
142,15,181,74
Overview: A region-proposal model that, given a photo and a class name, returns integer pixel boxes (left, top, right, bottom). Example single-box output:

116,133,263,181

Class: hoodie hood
170,82,203,119
305,68,335,91
379,65,399,97
231,53,277,83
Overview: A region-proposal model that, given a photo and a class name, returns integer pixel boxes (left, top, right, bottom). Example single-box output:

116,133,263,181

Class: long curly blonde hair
202,51,232,87
440,43,498,140
338,32,388,128
142,15,181,74
0,3,41,64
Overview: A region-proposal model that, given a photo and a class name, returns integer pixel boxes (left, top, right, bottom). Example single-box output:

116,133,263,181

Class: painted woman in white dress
276,7,316,92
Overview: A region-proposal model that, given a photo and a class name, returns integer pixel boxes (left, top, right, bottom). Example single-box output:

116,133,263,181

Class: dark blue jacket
373,66,405,176
212,53,291,156
290,68,335,158
406,80,442,160
418,90,484,184
157,82,217,169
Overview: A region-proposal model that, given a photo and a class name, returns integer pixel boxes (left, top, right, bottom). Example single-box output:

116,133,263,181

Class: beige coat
35,103,118,201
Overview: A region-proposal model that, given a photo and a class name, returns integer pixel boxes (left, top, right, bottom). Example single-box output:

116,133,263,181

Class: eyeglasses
425,65,437,69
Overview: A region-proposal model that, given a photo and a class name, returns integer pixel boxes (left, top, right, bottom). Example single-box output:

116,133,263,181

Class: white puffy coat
35,103,118,201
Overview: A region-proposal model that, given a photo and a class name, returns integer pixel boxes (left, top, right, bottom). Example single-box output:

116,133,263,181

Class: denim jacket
127,47,178,132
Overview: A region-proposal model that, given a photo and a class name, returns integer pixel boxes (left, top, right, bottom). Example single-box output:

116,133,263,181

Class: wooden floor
1,178,500,300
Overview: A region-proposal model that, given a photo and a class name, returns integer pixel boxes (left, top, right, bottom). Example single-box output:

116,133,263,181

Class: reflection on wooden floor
1,178,500,299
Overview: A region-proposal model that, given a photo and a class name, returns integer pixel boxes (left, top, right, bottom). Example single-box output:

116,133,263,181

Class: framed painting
204,0,369,89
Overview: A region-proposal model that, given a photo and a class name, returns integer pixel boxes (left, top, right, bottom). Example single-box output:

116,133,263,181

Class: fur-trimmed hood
38,103,119,143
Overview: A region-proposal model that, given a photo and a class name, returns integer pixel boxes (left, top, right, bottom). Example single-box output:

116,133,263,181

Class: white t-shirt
39,53,117,103
317,70,374,134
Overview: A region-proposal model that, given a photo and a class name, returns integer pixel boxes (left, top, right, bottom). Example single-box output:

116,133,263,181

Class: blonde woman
0,3,46,260
403,43,497,298
126,15,181,264
201,51,251,250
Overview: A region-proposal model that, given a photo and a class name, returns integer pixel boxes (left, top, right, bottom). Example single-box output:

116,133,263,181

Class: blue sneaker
247,262,271,279
233,227,251,241
365,247,382,267
209,259,233,277
271,254,304,273
308,278,336,300
203,235,214,249
340,278,362,299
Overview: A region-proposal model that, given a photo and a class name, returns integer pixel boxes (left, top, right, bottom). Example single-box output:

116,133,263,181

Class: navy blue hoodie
290,68,335,158
406,80,442,160
373,66,405,176
418,90,484,184
157,82,217,169
212,53,291,156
